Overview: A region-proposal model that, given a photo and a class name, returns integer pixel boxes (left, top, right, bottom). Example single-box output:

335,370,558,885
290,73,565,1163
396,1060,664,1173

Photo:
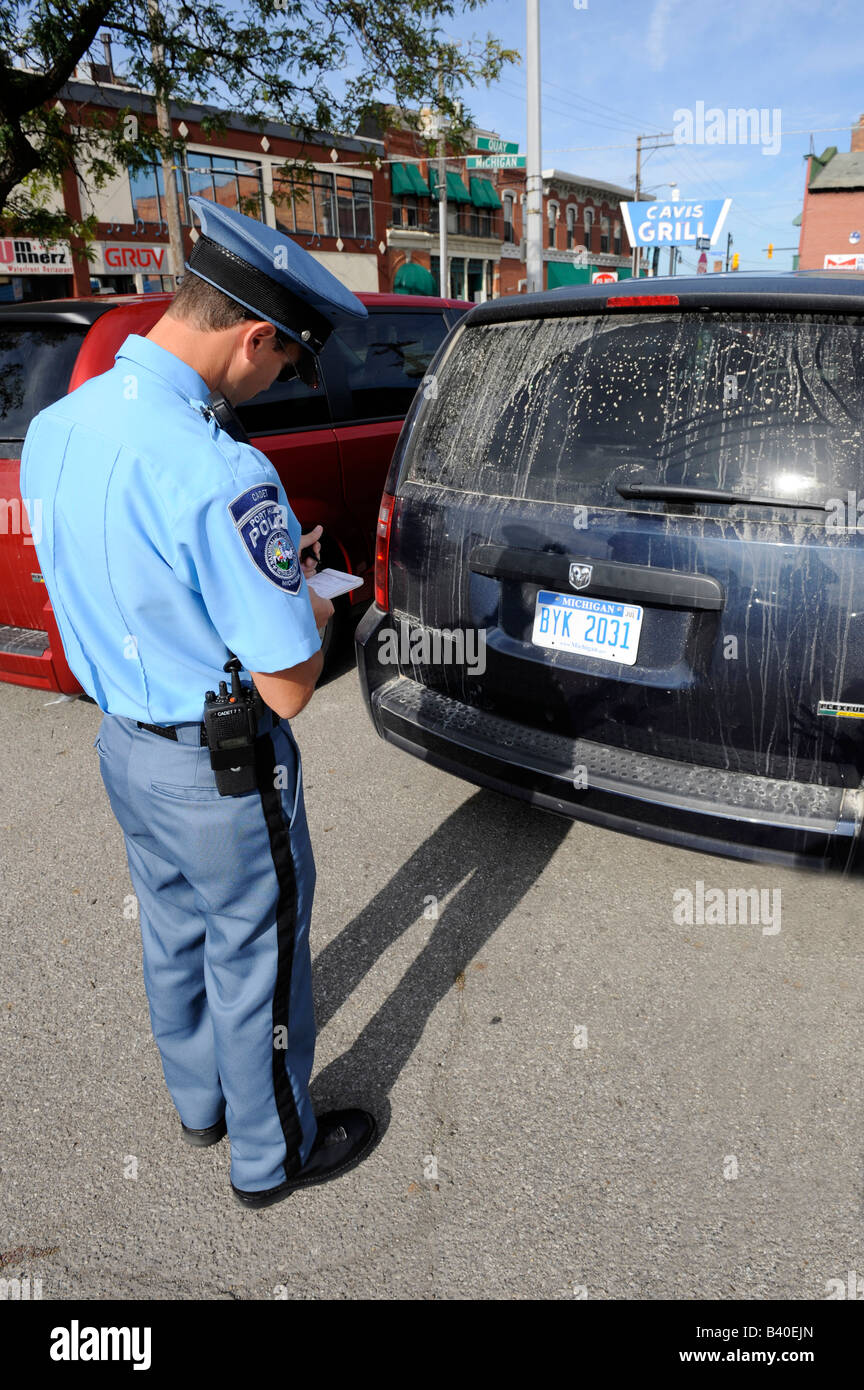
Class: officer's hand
299,524,323,577
308,588,335,632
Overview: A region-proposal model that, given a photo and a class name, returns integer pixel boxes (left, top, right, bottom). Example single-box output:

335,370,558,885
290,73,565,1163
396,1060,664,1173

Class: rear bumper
356,606,863,872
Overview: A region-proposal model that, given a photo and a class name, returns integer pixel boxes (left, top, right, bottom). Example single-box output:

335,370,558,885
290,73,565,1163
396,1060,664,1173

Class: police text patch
228,484,302,594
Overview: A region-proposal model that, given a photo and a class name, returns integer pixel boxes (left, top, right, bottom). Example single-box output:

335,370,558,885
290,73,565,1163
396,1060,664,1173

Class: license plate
532,590,643,665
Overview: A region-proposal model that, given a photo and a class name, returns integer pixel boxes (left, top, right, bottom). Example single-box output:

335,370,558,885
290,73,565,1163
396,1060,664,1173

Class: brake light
607,294,679,307
374,491,395,611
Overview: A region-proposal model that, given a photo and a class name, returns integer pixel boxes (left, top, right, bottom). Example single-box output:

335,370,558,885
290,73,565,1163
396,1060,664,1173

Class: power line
537,77,667,135
494,76,647,137
494,74,650,135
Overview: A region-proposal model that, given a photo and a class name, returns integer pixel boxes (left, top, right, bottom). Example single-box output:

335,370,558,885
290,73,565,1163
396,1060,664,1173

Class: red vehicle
0,289,469,691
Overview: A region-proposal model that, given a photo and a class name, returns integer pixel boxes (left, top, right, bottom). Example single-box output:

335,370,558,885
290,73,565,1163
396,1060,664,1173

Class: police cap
185,195,368,386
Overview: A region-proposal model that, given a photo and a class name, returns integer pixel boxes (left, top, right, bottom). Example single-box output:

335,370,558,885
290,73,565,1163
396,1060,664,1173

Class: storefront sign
91,243,169,274
824,252,864,271
0,237,72,275
620,199,731,248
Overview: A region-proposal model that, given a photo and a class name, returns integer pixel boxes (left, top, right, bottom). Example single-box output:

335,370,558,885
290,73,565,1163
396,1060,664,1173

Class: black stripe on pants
255,731,305,1180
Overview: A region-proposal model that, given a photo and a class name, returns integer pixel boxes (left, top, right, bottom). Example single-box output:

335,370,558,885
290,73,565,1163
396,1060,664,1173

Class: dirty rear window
0,326,85,441
402,312,864,518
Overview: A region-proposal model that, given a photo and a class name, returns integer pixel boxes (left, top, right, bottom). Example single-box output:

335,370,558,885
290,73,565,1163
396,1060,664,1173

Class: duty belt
137,720,211,745
137,709,278,745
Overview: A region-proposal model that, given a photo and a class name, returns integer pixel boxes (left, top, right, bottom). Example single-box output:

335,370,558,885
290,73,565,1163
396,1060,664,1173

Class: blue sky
410,0,864,274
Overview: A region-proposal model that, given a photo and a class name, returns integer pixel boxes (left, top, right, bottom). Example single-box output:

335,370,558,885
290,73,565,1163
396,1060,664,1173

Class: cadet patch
228,484,302,594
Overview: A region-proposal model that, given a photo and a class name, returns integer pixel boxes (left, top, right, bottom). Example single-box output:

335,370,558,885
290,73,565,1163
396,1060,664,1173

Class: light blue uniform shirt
20,333,322,722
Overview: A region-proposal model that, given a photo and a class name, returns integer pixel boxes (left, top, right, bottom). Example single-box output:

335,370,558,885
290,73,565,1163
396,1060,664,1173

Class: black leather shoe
181,1116,227,1147
231,1108,378,1209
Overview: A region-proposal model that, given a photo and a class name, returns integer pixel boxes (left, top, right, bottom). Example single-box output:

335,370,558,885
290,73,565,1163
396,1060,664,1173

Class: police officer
20,196,377,1209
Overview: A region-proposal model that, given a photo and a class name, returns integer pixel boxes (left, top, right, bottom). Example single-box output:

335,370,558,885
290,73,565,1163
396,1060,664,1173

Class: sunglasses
274,330,319,389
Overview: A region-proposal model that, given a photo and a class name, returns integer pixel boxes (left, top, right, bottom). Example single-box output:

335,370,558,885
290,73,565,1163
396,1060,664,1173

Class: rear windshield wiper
617,483,829,510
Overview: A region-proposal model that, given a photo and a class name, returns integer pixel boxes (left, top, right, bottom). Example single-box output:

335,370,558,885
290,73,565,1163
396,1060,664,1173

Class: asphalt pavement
1,644,863,1300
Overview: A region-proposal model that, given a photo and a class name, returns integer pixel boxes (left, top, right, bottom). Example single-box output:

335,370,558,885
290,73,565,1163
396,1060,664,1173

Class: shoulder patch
228,484,302,594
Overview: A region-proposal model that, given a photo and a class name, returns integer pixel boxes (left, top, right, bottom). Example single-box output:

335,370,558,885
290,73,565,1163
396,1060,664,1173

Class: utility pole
629,132,674,280
631,135,642,279
525,0,543,294
148,0,184,289
436,66,448,299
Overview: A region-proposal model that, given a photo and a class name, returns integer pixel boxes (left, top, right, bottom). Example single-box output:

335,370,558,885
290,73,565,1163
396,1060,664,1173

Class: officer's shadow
309,790,570,1132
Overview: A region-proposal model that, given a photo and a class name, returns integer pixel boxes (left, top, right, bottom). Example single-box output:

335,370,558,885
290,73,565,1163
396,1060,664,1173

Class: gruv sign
620,199,732,249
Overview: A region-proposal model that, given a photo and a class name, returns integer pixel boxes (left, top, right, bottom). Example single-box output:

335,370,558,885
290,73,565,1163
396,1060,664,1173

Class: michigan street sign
466,154,527,170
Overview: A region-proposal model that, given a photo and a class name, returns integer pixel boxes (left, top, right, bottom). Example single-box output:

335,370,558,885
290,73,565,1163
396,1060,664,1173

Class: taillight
607,294,679,307
374,491,395,611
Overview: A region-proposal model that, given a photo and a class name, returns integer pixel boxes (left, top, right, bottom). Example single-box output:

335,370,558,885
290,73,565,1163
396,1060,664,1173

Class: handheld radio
203,657,262,796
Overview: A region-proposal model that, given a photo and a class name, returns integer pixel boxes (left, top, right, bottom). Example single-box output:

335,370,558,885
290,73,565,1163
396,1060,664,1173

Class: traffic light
731,252,739,270
767,243,774,260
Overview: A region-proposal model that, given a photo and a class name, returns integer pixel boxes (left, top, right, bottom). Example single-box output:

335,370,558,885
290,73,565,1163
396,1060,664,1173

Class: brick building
1,68,637,304
1,66,388,303
497,168,635,292
368,107,636,298
797,114,864,271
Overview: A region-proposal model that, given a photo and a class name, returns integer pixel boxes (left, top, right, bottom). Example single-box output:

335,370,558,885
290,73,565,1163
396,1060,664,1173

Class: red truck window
0,325,86,442
330,311,450,422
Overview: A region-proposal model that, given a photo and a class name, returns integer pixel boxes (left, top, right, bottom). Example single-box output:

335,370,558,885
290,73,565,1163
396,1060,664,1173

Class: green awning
546,261,593,287
390,162,430,197
469,177,503,210
546,262,632,287
391,162,412,196
406,163,430,195
482,180,502,210
393,261,438,295
428,166,472,204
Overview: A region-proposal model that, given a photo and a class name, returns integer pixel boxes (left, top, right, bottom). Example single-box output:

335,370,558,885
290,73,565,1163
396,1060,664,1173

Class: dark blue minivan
356,273,864,872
